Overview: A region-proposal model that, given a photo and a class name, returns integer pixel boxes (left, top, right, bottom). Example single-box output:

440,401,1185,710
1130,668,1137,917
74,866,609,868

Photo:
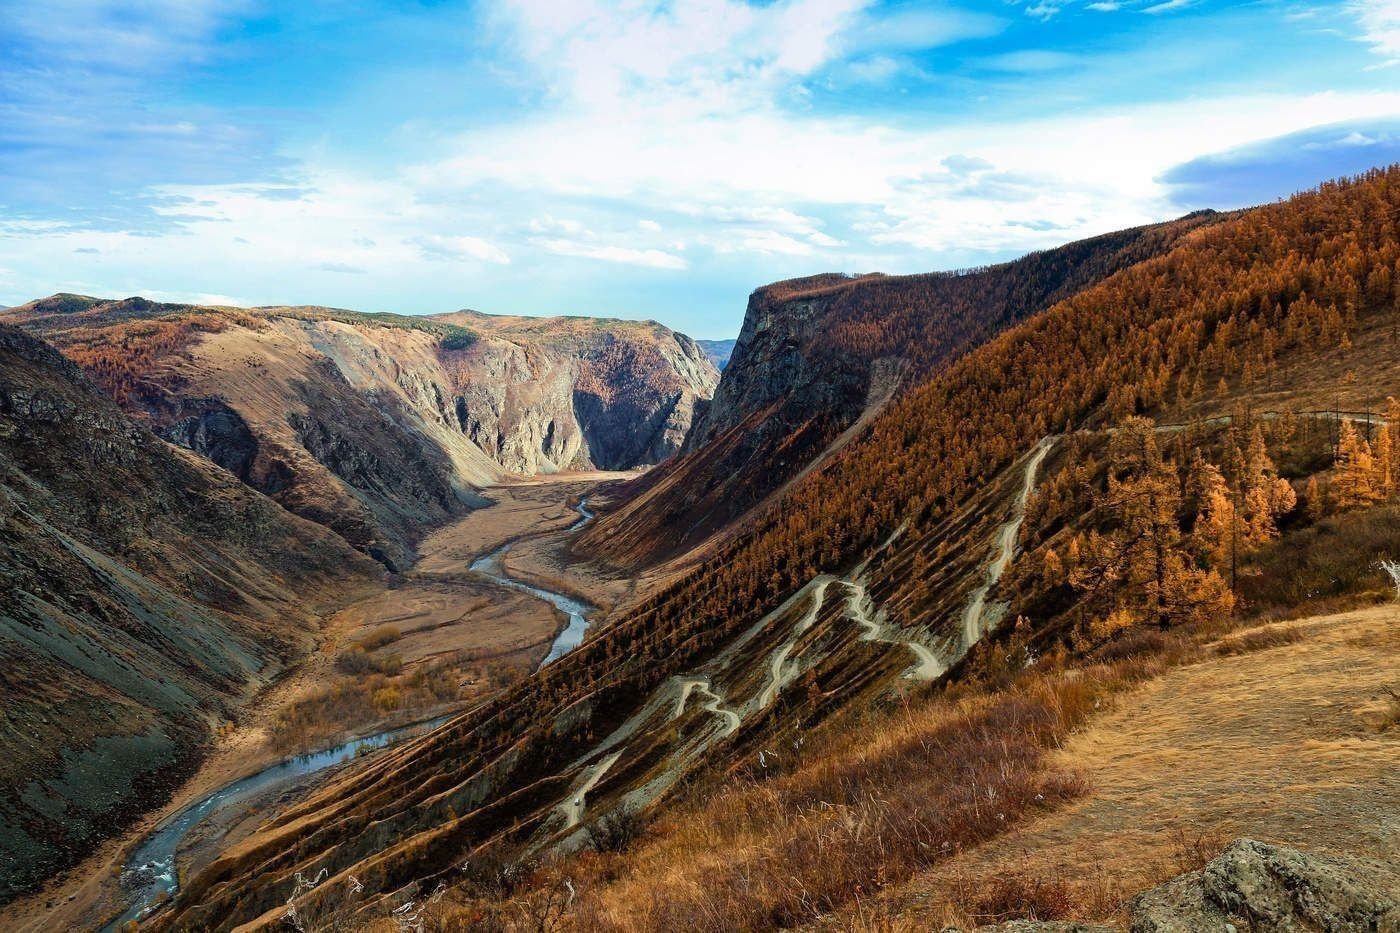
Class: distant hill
1,298,719,569
696,337,736,369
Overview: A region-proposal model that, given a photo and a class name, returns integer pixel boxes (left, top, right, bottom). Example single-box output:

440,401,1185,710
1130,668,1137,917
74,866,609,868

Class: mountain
0,299,718,570
159,168,1400,930
579,212,1225,570
0,325,378,903
695,338,736,370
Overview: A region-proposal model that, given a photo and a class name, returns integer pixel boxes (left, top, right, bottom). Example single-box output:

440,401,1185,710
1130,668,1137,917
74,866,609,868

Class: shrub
372,686,402,712
357,624,402,651
334,647,402,676
965,873,1075,923
585,807,645,853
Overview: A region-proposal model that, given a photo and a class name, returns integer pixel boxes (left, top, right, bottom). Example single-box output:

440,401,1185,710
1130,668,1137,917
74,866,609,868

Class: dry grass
1212,624,1304,657
1375,685,1400,733
1166,825,1230,875
408,642,1199,933
356,624,403,652
879,604,1400,930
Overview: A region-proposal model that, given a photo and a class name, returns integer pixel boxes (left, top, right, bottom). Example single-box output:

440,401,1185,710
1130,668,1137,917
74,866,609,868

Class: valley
0,472,636,933
4,169,1400,933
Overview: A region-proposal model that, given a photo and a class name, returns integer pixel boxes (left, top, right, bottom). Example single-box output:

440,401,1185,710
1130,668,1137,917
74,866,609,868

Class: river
470,496,596,669
106,715,448,931
107,496,598,928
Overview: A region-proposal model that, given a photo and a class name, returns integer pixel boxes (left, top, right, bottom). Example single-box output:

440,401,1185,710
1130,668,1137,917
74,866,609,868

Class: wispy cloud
2,0,1399,336
415,235,512,265
1350,0,1400,62
1143,0,1198,15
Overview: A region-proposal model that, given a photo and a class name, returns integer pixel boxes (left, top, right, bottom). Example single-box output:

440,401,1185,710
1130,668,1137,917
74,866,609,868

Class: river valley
1,475,628,933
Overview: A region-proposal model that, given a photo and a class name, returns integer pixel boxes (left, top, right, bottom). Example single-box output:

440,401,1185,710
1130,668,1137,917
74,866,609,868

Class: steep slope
581,212,1226,568
1,300,718,569
161,169,1400,930
0,326,378,904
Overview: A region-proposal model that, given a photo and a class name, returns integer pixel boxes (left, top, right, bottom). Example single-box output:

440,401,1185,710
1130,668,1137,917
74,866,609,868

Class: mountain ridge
0,297,719,569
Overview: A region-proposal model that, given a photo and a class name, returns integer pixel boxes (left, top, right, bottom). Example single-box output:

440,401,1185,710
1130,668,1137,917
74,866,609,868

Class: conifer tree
1377,424,1395,497
1304,475,1324,521
1192,460,1235,568
1333,418,1379,510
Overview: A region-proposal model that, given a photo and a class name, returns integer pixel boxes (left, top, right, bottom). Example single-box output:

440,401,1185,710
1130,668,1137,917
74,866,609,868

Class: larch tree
1333,418,1379,510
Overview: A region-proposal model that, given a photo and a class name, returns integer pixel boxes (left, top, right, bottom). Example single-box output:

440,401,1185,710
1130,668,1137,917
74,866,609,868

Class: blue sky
1,1,1398,338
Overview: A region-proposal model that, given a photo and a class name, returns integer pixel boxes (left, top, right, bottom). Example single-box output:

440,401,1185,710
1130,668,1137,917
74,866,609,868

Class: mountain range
4,167,1400,931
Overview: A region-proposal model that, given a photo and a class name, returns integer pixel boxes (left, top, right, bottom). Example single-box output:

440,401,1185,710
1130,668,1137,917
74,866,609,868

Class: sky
1,1,1399,338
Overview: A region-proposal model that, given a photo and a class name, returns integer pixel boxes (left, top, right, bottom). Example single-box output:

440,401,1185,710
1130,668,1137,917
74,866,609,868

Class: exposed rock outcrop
583,212,1227,569
157,397,258,480
1130,838,1400,932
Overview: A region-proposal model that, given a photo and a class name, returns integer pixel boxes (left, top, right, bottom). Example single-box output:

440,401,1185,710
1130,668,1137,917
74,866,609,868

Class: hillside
0,299,718,569
152,170,1400,931
0,325,379,904
580,212,1226,569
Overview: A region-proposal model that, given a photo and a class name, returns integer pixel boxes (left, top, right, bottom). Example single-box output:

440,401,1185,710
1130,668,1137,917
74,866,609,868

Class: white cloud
1144,0,1198,15
534,239,688,270
638,219,662,232
1350,0,1400,61
415,234,512,265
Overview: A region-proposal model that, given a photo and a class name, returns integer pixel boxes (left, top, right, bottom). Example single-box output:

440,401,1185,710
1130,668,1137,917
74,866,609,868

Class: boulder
1130,838,1400,932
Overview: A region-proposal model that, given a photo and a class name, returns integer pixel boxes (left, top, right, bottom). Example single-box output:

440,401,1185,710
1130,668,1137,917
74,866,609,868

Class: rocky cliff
0,325,377,903
1,299,719,569
582,212,1226,569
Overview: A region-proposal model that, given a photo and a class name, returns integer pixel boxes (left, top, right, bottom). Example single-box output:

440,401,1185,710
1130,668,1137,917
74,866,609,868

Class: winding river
470,496,596,669
106,715,448,931
108,496,598,929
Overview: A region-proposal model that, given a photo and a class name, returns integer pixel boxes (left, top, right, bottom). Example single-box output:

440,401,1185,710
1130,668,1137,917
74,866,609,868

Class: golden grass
395,637,1200,933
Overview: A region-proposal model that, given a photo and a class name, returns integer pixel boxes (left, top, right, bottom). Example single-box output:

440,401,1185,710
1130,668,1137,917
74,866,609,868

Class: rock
159,398,258,480
1130,838,1400,932
973,922,1121,932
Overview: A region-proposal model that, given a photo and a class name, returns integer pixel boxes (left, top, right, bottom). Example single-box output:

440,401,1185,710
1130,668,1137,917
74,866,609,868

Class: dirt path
960,435,1055,651
879,605,1400,925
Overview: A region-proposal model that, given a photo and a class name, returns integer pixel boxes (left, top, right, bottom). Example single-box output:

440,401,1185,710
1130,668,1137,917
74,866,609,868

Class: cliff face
581,213,1227,569
431,310,717,473
0,325,377,903
1,299,718,568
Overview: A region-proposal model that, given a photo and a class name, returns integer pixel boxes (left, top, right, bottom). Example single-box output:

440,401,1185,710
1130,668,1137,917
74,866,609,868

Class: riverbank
0,472,633,933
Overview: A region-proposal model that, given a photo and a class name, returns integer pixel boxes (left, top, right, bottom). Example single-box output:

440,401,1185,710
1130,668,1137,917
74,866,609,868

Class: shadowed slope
0,326,378,904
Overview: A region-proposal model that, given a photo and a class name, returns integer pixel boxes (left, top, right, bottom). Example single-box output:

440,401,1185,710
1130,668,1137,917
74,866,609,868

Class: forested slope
581,211,1226,568
163,169,1400,931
